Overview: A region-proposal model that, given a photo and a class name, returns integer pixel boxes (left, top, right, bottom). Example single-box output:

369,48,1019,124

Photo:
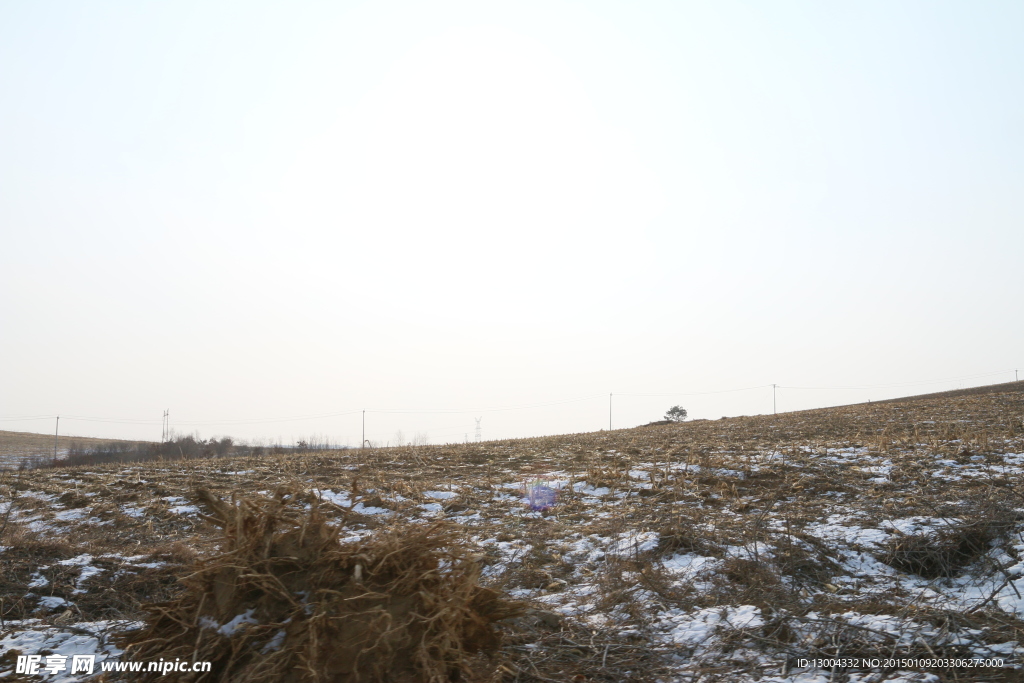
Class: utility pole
772,384,777,415
54,416,59,459
609,393,612,430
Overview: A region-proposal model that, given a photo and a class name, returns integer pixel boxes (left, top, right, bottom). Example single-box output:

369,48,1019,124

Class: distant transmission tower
474,417,482,442
161,409,169,442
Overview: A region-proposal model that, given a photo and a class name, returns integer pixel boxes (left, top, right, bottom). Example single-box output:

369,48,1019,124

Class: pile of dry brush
121,487,523,682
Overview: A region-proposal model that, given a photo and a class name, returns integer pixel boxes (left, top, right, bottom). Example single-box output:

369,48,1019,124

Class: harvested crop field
0,431,143,471
3,383,1024,681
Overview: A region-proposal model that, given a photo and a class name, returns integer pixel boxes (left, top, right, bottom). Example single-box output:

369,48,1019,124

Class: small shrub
882,505,1018,579
121,487,523,682
664,406,688,422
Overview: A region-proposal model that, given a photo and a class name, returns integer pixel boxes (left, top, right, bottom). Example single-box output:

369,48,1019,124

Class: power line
0,396,606,427
615,370,1019,397
1,369,1018,430
366,394,605,414
616,385,772,397
0,409,365,427
779,369,1015,391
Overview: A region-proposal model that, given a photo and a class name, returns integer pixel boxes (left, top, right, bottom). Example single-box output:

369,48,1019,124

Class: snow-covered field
2,385,1024,681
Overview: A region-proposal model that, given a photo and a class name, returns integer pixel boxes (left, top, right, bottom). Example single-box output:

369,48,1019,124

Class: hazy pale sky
2,1,1022,446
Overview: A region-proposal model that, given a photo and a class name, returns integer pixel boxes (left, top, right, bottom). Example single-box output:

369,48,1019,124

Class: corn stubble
4,381,1024,681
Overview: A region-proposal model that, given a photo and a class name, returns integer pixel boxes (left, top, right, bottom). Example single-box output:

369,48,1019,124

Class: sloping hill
870,379,1024,403
0,429,145,469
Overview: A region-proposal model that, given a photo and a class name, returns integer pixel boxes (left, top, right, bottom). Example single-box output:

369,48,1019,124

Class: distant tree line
25,434,349,469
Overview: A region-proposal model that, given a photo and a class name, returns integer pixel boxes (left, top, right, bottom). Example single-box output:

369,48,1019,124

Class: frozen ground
2,384,1024,680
